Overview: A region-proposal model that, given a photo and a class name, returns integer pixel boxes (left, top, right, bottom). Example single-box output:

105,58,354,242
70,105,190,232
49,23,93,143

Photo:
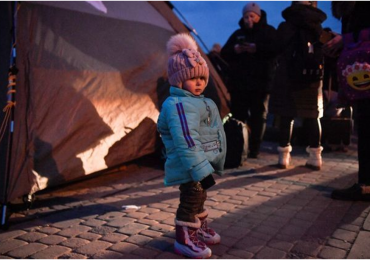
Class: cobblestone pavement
1,138,370,259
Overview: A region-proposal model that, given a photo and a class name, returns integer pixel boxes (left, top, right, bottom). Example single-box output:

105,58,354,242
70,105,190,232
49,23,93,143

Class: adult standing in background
221,2,276,159
324,2,370,201
268,1,326,170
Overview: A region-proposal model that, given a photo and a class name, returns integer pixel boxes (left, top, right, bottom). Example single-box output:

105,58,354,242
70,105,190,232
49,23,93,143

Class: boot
174,218,212,259
196,210,220,245
277,145,292,169
306,146,323,170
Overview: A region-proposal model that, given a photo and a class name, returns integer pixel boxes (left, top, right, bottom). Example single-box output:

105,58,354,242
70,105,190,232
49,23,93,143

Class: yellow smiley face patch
342,62,370,91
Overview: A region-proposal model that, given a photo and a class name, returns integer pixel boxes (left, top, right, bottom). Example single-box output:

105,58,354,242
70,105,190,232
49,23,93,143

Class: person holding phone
221,2,277,159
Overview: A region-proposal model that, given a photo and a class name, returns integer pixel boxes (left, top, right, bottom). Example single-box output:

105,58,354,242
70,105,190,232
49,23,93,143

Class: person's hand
245,43,256,54
234,43,256,54
234,44,246,54
322,33,343,58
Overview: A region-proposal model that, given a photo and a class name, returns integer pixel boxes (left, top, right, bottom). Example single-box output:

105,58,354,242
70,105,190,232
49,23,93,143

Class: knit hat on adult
166,33,209,87
242,2,261,16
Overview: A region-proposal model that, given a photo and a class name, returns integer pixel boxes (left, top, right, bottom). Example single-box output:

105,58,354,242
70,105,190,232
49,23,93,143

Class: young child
157,33,227,258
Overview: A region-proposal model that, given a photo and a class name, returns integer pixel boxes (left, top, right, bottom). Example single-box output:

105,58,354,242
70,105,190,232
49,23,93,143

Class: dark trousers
279,116,321,148
357,100,370,185
231,91,269,154
176,182,207,223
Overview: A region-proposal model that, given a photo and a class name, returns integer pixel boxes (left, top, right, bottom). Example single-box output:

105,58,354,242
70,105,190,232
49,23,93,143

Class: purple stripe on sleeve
176,103,195,148
179,103,195,147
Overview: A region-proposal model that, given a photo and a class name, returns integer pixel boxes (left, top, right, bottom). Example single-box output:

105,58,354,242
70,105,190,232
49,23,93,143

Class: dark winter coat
221,10,277,94
269,4,326,118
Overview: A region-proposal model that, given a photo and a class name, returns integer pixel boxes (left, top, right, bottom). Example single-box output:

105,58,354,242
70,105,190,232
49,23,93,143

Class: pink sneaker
174,219,212,259
197,211,221,245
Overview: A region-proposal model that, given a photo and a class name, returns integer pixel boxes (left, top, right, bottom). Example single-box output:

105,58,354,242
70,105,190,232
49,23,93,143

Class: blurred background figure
268,1,326,170
221,2,277,159
324,1,370,201
207,43,230,88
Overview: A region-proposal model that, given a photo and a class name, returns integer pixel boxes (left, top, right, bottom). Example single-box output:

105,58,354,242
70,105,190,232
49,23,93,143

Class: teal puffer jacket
157,87,227,186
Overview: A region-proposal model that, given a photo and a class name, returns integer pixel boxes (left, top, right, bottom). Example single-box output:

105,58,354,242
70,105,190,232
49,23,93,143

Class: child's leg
175,182,211,258
196,191,221,245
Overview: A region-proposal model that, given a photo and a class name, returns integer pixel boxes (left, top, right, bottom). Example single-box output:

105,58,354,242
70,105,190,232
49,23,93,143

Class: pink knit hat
166,33,209,87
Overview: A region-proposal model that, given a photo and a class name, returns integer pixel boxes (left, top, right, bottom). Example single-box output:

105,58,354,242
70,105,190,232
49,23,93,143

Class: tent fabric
4,1,230,202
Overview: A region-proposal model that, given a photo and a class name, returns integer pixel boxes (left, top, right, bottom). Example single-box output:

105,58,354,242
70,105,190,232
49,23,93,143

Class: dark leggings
279,116,321,148
176,182,207,223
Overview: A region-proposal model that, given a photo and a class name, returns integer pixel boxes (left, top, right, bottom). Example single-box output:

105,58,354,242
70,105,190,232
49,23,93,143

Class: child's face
183,76,207,96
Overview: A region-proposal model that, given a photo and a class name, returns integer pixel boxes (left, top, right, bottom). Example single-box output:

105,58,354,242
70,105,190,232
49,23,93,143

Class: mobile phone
236,35,246,45
200,174,215,190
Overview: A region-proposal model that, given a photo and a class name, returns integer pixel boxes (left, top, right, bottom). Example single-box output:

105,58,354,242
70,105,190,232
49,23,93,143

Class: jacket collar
170,86,204,98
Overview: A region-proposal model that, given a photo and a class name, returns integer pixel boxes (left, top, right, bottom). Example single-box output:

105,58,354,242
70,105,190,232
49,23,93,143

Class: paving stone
364,211,370,231
118,223,149,235
125,234,152,245
220,226,250,239
52,219,83,229
77,232,101,241
149,223,174,233
57,225,92,238
92,250,127,259
30,245,71,259
37,227,61,235
255,246,287,259
140,229,163,238
234,237,266,254
82,219,106,227
75,240,112,256
100,233,128,243
138,207,161,214
211,244,229,256
106,217,136,228
291,240,322,257
146,212,175,221
146,237,174,251
326,238,351,250
0,239,27,254
155,251,183,259
347,231,370,259
38,234,67,245
59,252,87,259
332,229,357,243
7,243,48,258
18,231,48,242
60,237,90,249
0,230,26,242
131,247,161,258
268,239,294,252
126,212,148,219
319,246,347,259
109,241,140,253
90,225,116,235
227,249,254,259
97,212,125,221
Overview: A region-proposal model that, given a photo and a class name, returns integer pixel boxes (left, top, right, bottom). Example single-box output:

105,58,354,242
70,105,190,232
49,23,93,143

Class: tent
0,1,230,222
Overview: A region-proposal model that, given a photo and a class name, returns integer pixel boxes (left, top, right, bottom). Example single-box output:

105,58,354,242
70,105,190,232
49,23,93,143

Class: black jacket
221,10,277,93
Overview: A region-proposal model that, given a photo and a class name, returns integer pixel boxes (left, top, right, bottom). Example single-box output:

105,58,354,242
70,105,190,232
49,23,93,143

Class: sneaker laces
199,219,215,237
188,228,206,248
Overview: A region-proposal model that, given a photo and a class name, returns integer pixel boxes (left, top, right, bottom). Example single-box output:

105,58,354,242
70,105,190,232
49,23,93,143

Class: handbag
337,28,370,103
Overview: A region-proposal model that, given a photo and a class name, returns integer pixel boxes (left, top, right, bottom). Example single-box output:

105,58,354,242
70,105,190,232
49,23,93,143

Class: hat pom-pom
166,33,198,56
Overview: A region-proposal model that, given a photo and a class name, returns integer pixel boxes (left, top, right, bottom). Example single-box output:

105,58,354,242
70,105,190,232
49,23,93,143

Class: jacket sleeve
165,100,214,182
